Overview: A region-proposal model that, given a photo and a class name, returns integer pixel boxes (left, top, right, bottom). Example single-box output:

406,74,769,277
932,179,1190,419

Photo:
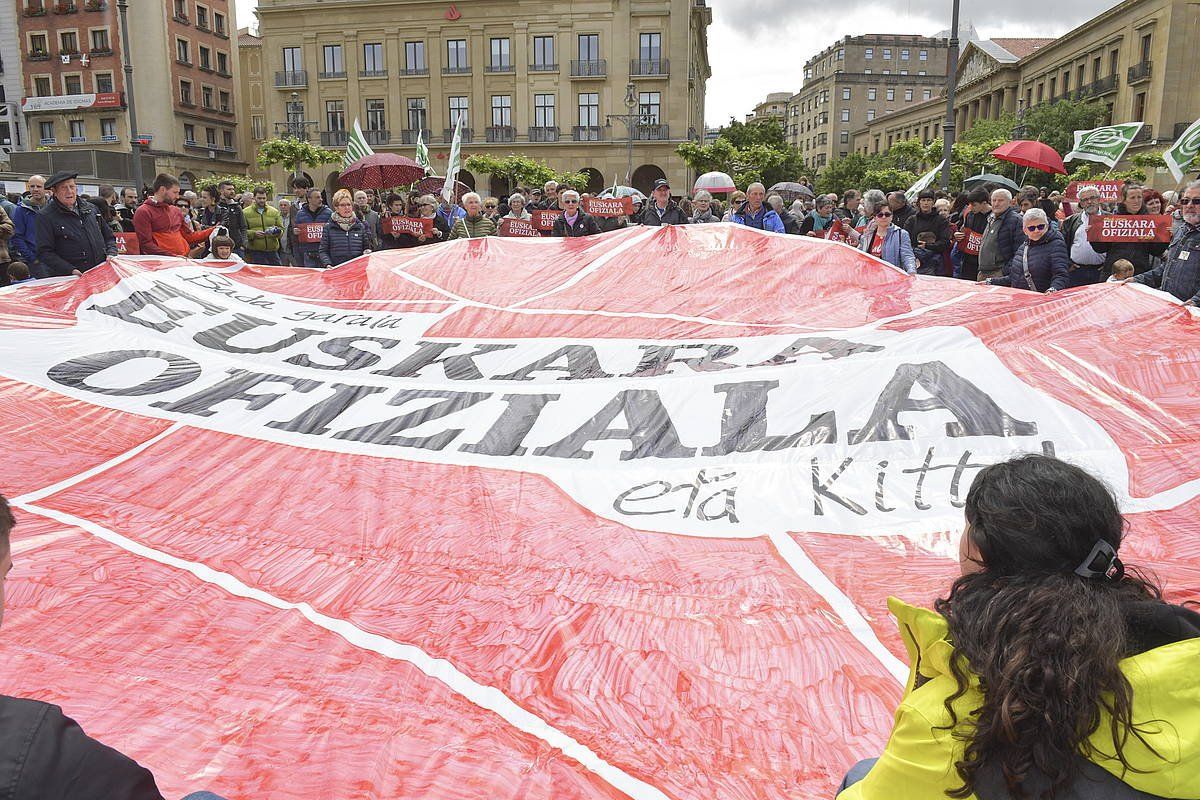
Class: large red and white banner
0,224,1197,799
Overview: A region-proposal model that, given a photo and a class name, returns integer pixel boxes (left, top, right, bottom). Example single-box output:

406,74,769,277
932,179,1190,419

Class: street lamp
116,0,143,193
940,0,961,191
606,82,652,187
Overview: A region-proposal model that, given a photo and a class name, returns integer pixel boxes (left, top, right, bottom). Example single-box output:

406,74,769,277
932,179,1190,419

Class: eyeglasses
1179,198,1200,206
564,200,579,205
875,211,892,218
484,205,497,209
1025,223,1047,231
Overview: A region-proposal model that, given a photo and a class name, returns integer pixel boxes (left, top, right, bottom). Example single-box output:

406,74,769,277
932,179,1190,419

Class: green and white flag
442,116,464,204
905,160,946,203
343,118,374,169
1064,122,1143,169
415,128,431,175
1164,117,1200,184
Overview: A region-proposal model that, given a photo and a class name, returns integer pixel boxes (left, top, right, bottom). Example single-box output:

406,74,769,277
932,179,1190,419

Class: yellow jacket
838,598,1200,800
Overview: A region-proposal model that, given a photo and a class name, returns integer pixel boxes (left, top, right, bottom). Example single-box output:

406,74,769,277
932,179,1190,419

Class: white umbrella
599,185,646,201
693,171,737,194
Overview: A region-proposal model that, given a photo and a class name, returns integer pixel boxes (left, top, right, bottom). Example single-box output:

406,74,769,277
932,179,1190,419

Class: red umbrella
338,153,426,189
990,140,1067,175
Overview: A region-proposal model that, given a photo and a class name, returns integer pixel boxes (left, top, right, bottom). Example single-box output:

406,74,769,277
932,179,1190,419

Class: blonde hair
331,188,354,207
1111,258,1135,278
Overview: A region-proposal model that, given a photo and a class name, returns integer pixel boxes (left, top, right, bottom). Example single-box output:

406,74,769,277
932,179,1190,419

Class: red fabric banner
113,232,140,255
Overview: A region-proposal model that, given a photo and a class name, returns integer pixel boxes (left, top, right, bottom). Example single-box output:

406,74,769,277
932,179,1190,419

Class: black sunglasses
1179,198,1200,206
875,210,892,218
1025,223,1047,231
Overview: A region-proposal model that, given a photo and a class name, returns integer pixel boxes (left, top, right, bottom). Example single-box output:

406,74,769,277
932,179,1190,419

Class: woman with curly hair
837,454,1200,800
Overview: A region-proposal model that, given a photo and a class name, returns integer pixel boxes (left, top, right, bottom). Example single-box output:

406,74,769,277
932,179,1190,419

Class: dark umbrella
768,181,816,201
416,176,471,200
339,154,426,190
963,173,1021,193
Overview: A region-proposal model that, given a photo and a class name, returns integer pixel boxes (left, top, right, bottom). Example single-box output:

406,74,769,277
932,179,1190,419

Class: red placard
295,223,326,244
813,218,845,242
531,209,563,232
1065,180,1122,203
1087,214,1174,243
113,231,140,255
498,218,540,238
387,216,433,237
583,197,633,218
960,229,984,256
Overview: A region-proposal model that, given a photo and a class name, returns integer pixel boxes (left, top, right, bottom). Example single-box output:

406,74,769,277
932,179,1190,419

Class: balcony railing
1132,124,1153,143
1175,121,1194,139
179,98,196,107
401,128,430,144
172,12,188,24
275,70,307,87
84,0,105,9
486,125,516,142
54,2,78,13
571,59,606,77
528,126,560,142
1078,74,1119,98
359,69,388,78
572,125,603,141
364,128,389,145
320,130,349,146
24,3,47,15
443,127,473,142
529,62,558,72
485,62,514,74
28,51,51,61
318,70,347,79
630,58,669,77
89,46,113,56
442,65,471,75
633,124,670,140
1127,60,1152,84
400,66,429,76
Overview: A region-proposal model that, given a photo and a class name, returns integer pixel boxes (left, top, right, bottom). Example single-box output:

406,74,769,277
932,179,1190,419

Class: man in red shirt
132,173,209,258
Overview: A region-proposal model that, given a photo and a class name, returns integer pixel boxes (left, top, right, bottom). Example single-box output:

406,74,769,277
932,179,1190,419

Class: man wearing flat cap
34,171,117,278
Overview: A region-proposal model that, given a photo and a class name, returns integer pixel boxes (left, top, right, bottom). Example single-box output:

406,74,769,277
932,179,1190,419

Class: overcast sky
233,0,1111,127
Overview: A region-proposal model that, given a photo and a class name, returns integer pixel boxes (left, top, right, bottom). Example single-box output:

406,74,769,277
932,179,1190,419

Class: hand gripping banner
0,224,1197,800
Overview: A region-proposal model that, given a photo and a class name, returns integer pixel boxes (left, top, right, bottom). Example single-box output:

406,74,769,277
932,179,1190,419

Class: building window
202,85,214,108
179,79,192,104
865,47,873,59
196,5,208,29
449,95,468,126
867,109,876,121
901,49,910,60
886,88,894,101
923,88,932,100
1141,33,1151,63
174,0,188,20
919,49,928,61
282,46,302,72
490,95,512,126
840,131,849,144
638,91,660,124
251,115,265,139
864,68,871,74
867,88,876,101
90,29,110,52
405,41,426,72
176,38,190,64
490,38,511,69
218,89,230,111
64,74,83,94
578,33,599,61
1063,70,1071,91
95,72,113,93
34,77,52,97
837,47,844,60
69,119,85,142
30,34,48,56
904,88,913,101
1109,48,1119,75
216,51,228,74
60,31,79,54
842,87,851,100
1078,64,1086,86
578,92,599,126
199,45,211,70
213,12,225,35
639,32,662,62
325,99,345,131
366,98,385,130
446,39,468,70
841,108,850,122
322,44,344,75
39,121,55,144
1036,83,1044,102
1049,76,1057,97
1134,91,1146,121
206,127,216,146
223,130,233,149
883,48,892,59
100,118,116,140
532,35,554,68
408,97,427,130
534,93,555,126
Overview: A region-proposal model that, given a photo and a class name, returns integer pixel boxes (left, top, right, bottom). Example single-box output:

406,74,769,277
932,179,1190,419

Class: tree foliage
201,174,276,196
256,138,341,173
463,154,587,191
676,119,805,189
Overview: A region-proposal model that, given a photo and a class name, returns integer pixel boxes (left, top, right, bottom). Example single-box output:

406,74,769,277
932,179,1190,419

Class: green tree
718,118,789,150
676,130,804,190
815,153,877,195
862,167,919,193
463,153,587,192
1020,99,1109,159
201,175,276,196
256,137,341,175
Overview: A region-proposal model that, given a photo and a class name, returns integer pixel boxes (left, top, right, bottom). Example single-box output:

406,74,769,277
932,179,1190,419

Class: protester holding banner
1060,186,1107,287
33,172,118,278
768,195,802,235
10,175,47,271
550,191,600,238
731,183,785,233
1088,184,1168,277
294,188,332,268
318,189,370,268
638,179,689,226
977,189,1024,281
503,193,533,222
835,454,1200,800
0,204,13,283
858,204,917,274
449,193,497,240
243,188,284,266
689,191,720,224
1129,180,1200,306
983,208,1069,293
903,190,951,263
952,189,990,282
799,195,839,236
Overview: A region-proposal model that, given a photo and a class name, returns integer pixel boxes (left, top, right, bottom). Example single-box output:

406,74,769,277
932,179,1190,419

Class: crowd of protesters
2,170,1198,306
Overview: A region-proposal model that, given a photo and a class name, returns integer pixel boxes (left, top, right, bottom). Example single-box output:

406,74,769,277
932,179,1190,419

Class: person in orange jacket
132,174,213,258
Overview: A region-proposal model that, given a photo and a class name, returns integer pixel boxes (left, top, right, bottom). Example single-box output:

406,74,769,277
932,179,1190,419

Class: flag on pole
1064,123,1143,169
442,117,464,205
343,118,374,170
1164,117,1200,184
415,128,432,175
905,160,946,202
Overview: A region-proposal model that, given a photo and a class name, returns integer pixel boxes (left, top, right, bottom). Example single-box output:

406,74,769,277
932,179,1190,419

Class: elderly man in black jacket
34,171,117,278
638,179,689,226
976,188,1024,280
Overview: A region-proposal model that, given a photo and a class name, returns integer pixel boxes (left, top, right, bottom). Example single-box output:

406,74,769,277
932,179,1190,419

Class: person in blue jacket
293,187,331,268
983,208,1070,293
730,183,785,233
318,189,370,268
858,205,917,273
10,175,48,272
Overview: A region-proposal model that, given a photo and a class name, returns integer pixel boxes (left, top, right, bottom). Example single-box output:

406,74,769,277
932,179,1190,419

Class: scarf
807,209,834,231
331,210,357,231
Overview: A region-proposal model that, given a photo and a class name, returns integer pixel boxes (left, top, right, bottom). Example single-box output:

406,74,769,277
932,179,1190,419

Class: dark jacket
991,229,1070,292
983,206,1025,267
777,209,802,235
216,199,247,249
552,211,601,237
35,197,117,277
318,217,369,267
294,203,332,259
11,196,47,264
598,216,629,233
904,209,951,254
1089,204,1169,276
637,200,689,226
889,201,915,231
0,695,164,799
1133,221,1200,304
